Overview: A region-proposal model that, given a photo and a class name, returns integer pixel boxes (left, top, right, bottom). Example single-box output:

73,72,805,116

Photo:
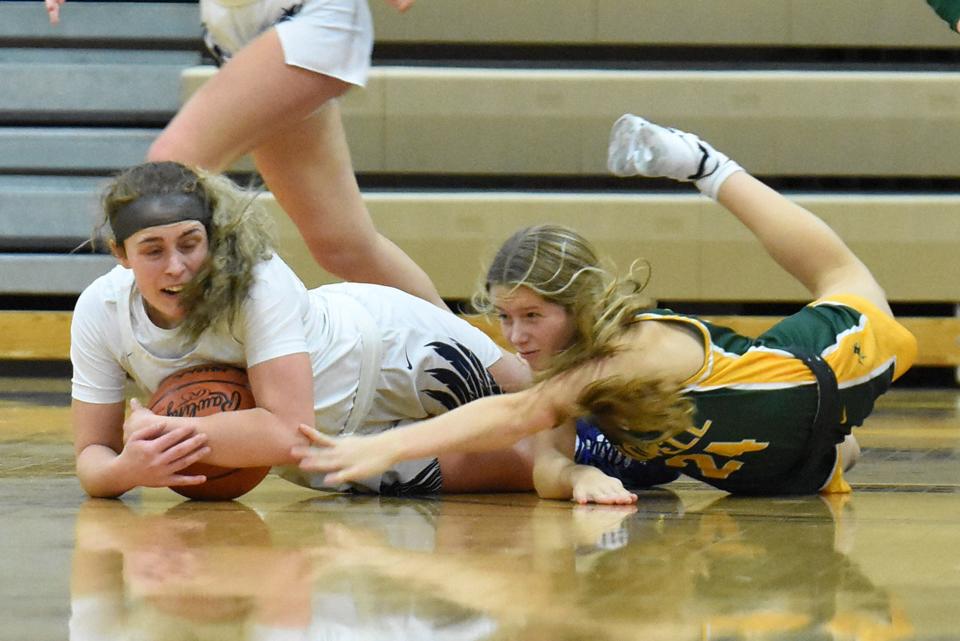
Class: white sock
607,114,743,200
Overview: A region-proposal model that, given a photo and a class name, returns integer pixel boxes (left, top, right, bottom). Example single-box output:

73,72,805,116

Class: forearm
76,444,136,498
190,408,307,467
716,171,867,297
378,392,554,465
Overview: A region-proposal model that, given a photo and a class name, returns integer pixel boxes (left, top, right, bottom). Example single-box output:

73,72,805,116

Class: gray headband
112,192,212,245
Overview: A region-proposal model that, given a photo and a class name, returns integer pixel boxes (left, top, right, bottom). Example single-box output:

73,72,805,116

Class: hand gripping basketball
147,364,270,500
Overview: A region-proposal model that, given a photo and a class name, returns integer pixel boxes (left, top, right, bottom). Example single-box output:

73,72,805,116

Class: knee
305,230,382,276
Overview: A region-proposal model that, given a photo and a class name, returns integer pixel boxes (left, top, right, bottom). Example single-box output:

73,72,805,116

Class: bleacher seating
1,0,959,369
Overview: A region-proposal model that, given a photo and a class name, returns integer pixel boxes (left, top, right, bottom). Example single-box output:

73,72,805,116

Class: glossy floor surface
1,377,959,641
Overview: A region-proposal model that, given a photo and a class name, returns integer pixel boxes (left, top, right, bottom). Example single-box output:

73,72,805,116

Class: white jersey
71,255,503,493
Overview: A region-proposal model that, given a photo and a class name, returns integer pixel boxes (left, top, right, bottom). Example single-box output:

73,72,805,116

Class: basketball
147,364,270,501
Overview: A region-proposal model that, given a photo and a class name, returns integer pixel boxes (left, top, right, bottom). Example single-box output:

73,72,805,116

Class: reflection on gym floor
1,378,958,641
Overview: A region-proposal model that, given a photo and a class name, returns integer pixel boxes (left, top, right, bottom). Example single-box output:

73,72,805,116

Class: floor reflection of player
70,500,315,640
576,495,914,641
69,499,503,640
270,496,666,641
70,494,912,641
273,494,912,641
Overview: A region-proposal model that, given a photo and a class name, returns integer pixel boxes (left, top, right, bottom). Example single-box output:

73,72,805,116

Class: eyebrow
135,226,204,246
495,304,543,313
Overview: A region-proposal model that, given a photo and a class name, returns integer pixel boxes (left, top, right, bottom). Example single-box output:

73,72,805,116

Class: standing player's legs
148,29,345,171
147,28,444,307
252,103,444,307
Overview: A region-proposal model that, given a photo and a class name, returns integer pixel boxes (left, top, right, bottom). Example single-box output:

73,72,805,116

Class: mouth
160,285,185,296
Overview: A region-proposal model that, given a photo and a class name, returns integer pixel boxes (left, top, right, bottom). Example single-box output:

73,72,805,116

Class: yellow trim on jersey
819,449,852,494
635,312,815,391
639,295,917,392
811,294,917,383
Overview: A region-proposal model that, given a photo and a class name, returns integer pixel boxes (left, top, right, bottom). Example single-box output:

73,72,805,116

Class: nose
164,251,187,277
505,322,527,348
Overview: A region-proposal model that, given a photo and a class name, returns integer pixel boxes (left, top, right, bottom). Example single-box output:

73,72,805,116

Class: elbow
533,480,572,501
79,477,125,500
86,489,124,500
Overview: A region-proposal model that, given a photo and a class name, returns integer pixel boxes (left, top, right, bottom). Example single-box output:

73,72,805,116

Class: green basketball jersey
607,295,916,495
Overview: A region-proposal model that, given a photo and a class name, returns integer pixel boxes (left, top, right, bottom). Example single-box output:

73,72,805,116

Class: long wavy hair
473,224,694,446
100,161,275,341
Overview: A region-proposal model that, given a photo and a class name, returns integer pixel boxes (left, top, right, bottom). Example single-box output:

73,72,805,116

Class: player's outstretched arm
292,374,583,486
607,114,889,315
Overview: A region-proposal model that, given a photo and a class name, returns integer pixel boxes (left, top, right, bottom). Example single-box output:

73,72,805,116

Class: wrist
564,463,601,487
375,428,406,466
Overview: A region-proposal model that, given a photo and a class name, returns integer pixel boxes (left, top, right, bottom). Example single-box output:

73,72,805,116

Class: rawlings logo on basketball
158,389,247,417
148,364,268,501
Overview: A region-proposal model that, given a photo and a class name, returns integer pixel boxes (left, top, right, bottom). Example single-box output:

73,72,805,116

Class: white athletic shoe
606,114,742,199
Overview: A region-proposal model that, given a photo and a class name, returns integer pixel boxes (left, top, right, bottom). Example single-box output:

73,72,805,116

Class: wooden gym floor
1,375,958,641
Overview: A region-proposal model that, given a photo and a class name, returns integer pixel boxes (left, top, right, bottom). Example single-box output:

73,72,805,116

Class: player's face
116,221,209,329
491,285,576,371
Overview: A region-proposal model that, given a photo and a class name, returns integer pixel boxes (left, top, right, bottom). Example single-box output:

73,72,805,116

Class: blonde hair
100,161,275,341
475,224,693,445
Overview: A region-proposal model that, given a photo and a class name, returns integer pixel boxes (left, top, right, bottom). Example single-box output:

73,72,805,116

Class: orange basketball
147,364,270,501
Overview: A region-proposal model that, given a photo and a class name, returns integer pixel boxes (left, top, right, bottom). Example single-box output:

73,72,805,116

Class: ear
109,239,130,269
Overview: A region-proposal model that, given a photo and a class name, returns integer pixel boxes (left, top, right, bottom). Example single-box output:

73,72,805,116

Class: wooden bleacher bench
180,66,960,178
3,192,960,366
2,0,959,374
0,2,203,297
4,309,958,367
0,1,199,45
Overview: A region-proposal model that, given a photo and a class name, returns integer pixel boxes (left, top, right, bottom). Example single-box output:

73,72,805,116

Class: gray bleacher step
0,176,106,251
0,127,158,172
0,49,201,124
0,254,115,295
0,2,200,45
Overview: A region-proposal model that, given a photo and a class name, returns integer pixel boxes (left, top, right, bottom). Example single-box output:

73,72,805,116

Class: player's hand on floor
571,472,638,505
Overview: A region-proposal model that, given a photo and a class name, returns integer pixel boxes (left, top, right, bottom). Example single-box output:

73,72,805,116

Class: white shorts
200,0,373,86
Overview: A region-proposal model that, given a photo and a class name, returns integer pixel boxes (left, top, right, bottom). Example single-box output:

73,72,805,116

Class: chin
524,355,545,371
